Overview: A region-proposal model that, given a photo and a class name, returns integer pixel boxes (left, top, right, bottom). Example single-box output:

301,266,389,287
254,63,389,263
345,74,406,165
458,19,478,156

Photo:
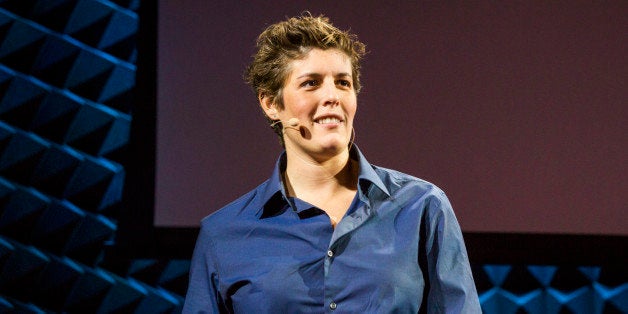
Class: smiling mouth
314,117,342,124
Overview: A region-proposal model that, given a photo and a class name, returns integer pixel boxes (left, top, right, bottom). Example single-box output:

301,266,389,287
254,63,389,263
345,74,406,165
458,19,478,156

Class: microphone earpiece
270,118,300,128
287,118,300,127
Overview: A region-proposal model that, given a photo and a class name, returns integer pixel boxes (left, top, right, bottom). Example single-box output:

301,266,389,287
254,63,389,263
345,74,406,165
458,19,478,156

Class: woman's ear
259,94,278,119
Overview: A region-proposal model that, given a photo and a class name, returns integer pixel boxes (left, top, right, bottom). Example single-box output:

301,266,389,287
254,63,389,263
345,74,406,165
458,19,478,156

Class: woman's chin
285,134,351,159
315,139,350,154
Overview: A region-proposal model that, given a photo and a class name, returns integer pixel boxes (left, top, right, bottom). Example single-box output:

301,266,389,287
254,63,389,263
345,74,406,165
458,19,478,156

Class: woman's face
270,48,357,160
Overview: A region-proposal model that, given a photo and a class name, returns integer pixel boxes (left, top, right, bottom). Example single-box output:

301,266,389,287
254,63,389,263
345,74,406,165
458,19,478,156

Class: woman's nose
322,81,340,105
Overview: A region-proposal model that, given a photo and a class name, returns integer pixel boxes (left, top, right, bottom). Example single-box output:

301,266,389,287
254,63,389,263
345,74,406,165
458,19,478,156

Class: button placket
325,247,337,312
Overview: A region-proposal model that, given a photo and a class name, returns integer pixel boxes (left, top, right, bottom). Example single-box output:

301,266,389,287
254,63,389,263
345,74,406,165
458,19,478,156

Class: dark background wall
0,1,625,313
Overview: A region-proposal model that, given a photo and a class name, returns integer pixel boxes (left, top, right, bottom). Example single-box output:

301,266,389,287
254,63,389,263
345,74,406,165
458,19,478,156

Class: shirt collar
352,145,390,199
257,145,390,218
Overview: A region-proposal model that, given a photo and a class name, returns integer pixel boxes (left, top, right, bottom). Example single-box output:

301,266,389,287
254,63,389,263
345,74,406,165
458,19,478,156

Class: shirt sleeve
182,223,226,314
422,191,482,313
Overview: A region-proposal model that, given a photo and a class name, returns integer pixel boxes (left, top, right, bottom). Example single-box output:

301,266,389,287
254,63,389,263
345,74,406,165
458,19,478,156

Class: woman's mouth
314,117,342,124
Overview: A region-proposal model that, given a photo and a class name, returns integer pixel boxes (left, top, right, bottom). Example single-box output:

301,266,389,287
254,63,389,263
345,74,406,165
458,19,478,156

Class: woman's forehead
286,48,352,78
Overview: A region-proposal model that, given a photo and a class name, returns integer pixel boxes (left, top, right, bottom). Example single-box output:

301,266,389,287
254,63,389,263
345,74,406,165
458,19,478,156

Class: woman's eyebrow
335,72,352,78
295,72,321,79
295,72,352,79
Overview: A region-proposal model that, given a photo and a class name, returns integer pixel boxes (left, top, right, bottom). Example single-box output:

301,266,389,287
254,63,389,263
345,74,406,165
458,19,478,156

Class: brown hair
244,13,366,142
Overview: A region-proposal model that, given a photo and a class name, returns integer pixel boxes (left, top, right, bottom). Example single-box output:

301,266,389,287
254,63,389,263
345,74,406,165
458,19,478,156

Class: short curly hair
244,13,366,143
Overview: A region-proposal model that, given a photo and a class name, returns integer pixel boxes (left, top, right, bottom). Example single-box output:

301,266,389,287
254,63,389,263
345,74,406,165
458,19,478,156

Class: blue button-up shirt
183,147,480,313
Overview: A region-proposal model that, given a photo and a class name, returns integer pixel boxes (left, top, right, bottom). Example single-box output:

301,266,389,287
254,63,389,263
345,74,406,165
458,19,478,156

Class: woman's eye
338,80,351,87
301,80,318,87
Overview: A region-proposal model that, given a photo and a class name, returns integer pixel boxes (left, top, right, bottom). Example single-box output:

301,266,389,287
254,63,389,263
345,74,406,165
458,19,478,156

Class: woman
183,14,480,313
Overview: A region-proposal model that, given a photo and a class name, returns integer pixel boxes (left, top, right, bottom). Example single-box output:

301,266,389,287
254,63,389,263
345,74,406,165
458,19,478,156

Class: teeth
316,117,341,124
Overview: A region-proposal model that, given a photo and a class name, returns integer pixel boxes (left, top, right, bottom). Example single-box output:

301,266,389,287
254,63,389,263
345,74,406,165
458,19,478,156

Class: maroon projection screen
120,1,626,262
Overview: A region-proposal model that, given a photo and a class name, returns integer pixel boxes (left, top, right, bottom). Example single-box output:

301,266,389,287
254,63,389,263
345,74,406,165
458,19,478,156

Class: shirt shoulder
371,165,446,199
367,164,457,221
199,179,269,230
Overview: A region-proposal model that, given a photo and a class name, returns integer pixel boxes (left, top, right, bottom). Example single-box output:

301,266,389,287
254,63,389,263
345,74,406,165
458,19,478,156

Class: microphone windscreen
288,118,300,127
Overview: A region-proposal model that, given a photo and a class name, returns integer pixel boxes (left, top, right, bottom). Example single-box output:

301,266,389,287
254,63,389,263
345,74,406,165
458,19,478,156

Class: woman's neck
283,148,358,228
283,148,355,196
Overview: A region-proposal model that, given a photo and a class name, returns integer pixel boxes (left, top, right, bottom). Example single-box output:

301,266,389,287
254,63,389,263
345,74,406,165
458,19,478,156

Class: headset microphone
270,117,300,129
287,118,300,127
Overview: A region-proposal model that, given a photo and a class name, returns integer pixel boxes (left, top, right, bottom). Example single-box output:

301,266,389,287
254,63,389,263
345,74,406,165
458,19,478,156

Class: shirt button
327,250,334,257
329,301,337,310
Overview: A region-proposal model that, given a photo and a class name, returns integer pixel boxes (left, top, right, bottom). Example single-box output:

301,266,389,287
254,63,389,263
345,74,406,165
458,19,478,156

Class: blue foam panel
0,237,50,300
477,265,628,313
30,145,83,196
0,184,50,241
0,10,46,58
98,62,134,104
30,1,79,33
64,0,112,37
33,255,83,311
0,176,15,201
598,283,628,312
31,199,85,254
31,36,81,87
0,8,12,28
63,213,115,265
0,12,47,74
30,91,82,142
95,274,146,313
159,260,191,286
0,236,15,267
63,266,115,312
483,264,512,286
0,66,12,86
0,128,49,184
65,49,114,91
98,8,136,49
0,295,12,312
133,283,181,314
98,113,130,156
0,294,47,314
157,260,191,297
527,265,558,287
64,102,115,145
109,0,140,11
63,155,123,211
0,74,48,130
